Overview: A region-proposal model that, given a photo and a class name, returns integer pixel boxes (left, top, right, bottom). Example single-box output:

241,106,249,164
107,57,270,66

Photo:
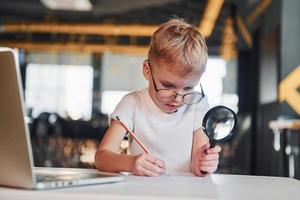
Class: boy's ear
143,60,151,81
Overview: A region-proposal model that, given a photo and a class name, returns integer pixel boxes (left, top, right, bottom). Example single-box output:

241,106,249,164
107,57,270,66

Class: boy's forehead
156,65,201,85
153,58,181,68
155,57,201,71
153,59,202,79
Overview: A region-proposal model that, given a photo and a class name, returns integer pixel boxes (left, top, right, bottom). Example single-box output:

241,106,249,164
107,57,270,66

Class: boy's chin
163,110,178,114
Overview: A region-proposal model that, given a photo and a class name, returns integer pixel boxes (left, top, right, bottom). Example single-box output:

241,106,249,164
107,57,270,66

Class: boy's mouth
165,103,180,112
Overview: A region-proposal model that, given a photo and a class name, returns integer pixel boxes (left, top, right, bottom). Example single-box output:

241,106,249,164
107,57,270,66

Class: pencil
115,115,150,154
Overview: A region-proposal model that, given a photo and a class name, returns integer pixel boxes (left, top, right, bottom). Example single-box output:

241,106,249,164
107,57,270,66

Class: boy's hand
132,153,166,176
191,143,221,176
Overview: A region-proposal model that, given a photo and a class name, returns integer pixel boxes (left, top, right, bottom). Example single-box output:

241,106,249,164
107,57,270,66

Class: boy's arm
95,120,166,175
191,128,209,161
95,120,136,172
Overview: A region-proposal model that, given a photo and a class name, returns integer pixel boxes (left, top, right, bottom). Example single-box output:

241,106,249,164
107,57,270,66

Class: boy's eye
163,84,173,88
161,82,174,88
184,87,194,91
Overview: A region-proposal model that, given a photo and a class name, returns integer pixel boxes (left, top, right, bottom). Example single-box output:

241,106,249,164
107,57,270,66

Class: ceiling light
199,0,224,37
40,0,92,11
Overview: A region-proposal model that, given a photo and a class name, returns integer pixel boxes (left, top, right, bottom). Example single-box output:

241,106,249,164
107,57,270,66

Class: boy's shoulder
121,88,147,104
190,96,209,111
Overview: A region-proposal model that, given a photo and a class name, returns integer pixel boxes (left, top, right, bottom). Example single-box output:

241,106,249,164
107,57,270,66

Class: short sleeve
108,93,136,131
193,96,210,132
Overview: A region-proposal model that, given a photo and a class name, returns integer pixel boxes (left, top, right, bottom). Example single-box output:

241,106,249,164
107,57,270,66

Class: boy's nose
173,94,184,105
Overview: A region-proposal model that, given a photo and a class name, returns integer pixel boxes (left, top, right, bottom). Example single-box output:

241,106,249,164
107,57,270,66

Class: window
196,57,238,112
101,91,129,114
25,64,93,120
100,52,147,114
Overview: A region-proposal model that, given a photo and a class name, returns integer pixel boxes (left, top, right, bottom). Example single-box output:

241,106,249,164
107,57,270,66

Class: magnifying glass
201,105,237,174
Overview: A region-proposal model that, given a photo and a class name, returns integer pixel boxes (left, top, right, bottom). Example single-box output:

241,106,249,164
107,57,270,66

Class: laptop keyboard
36,172,111,182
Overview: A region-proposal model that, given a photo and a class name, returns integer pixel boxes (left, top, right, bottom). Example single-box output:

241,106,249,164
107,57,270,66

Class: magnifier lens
206,108,235,140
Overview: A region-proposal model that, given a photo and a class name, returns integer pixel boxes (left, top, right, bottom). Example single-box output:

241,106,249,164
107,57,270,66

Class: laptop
0,48,124,189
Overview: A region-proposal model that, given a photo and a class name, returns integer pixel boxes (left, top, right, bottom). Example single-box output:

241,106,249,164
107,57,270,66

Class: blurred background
0,0,299,179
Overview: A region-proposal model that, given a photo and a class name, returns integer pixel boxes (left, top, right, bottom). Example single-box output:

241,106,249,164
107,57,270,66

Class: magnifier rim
202,105,237,143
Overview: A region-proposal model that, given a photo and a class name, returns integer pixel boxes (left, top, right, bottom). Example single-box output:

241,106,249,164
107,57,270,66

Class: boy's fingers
144,154,155,163
145,154,165,169
193,144,220,176
143,154,166,174
195,143,211,161
143,160,165,174
193,167,202,176
197,143,210,155
199,153,219,161
142,167,161,177
199,160,219,167
155,159,166,169
199,166,217,174
206,145,221,154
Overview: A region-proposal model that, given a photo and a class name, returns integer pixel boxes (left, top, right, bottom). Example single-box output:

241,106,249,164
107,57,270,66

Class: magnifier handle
209,142,215,148
200,141,215,175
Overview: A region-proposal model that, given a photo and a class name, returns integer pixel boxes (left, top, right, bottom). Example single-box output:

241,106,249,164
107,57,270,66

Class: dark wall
236,0,300,179
235,50,257,175
279,0,300,118
255,28,281,176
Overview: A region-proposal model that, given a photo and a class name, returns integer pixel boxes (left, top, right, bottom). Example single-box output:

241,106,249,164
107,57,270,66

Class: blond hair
148,18,208,76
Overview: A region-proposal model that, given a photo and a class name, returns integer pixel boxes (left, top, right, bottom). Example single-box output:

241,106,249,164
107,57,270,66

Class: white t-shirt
109,88,209,172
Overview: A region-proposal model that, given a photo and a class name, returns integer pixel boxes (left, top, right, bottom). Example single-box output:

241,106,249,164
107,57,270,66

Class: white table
0,172,299,200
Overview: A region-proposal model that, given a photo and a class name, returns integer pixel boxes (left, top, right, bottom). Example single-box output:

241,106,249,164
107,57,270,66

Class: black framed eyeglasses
147,59,205,105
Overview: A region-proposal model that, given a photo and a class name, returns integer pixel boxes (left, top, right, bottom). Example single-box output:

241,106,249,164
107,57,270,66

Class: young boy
95,18,221,176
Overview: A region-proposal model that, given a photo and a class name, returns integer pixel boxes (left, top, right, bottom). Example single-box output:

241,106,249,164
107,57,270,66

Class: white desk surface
0,170,299,200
